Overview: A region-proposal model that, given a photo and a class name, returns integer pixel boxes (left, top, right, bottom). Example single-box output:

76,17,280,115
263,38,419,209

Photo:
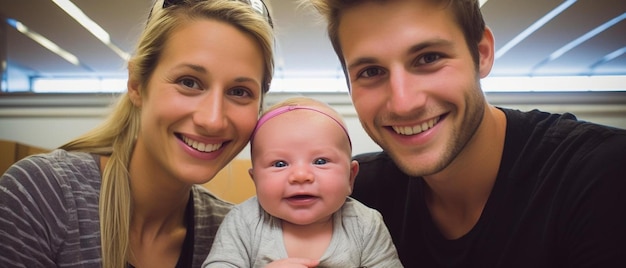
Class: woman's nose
192,91,228,132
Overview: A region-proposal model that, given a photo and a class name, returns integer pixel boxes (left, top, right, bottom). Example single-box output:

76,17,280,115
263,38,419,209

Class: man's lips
391,115,443,136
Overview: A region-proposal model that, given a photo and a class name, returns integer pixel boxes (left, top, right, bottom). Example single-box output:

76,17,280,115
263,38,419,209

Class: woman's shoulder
3,149,101,186
191,185,234,218
0,149,102,230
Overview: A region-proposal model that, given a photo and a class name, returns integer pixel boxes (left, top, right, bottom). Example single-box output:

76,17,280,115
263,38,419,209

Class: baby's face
249,109,356,226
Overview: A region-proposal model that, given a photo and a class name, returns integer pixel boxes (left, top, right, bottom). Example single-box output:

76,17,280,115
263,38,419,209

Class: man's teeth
182,136,222,152
392,117,440,135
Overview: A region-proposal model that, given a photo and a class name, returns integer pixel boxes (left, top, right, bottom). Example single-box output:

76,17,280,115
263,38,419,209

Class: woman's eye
228,87,252,98
272,161,287,168
418,53,441,65
313,158,327,165
178,78,201,89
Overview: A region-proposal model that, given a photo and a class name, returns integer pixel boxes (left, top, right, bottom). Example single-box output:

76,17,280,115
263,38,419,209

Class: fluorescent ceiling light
481,75,626,92
547,13,626,61
33,77,127,93
267,76,626,93
495,0,577,59
531,12,626,73
31,75,626,93
589,46,626,72
51,0,109,43
271,78,348,92
6,18,80,66
51,0,130,60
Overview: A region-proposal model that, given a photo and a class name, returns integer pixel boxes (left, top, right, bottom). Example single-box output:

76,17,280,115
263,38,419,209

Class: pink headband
250,105,352,147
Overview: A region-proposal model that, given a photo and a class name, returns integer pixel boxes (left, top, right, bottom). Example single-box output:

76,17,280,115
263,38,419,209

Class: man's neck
422,105,507,239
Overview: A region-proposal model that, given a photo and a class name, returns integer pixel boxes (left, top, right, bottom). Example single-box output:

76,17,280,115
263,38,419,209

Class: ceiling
1,0,625,91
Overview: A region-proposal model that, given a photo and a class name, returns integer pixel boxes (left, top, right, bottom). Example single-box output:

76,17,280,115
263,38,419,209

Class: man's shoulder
352,151,412,179
501,107,626,180
350,150,414,208
353,150,388,161
502,107,626,150
353,151,397,169
502,107,624,134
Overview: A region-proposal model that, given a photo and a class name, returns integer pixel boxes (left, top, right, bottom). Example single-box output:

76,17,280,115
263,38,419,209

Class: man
306,0,626,267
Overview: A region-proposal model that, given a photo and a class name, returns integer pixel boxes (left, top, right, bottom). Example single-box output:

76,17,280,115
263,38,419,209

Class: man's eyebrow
407,39,455,54
347,57,378,71
346,39,455,70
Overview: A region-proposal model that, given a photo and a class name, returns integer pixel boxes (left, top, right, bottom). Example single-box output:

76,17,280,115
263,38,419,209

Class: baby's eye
272,161,287,168
313,158,328,165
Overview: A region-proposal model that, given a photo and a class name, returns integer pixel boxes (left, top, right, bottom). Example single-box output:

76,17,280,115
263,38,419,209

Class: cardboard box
0,140,50,174
202,159,256,204
0,139,254,204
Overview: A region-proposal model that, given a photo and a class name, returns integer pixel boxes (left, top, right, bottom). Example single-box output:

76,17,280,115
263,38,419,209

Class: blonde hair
59,0,274,267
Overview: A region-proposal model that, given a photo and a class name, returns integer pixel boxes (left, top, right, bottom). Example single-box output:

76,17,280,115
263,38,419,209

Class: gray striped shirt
0,149,232,267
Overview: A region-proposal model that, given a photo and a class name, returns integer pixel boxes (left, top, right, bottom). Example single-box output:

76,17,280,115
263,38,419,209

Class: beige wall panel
202,159,255,204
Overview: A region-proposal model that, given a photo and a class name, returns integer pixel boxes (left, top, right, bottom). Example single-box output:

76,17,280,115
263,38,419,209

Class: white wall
1,92,625,158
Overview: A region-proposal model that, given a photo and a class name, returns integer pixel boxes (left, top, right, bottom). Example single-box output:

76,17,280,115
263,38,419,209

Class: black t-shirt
351,108,626,268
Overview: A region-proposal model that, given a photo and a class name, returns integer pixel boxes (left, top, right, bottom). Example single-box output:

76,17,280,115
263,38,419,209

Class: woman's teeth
182,136,222,152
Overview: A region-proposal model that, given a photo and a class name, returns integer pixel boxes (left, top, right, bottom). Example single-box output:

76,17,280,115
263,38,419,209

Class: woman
0,0,274,267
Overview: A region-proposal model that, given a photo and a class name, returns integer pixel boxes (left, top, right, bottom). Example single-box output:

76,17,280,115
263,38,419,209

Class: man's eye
418,53,441,64
273,161,287,168
313,158,327,165
360,67,384,78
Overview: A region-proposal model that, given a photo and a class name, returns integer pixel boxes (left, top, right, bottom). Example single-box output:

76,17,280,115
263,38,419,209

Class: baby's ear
248,168,255,181
348,160,359,194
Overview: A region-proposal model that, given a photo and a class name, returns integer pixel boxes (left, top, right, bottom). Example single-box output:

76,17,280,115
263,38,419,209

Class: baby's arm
360,207,404,267
202,206,252,267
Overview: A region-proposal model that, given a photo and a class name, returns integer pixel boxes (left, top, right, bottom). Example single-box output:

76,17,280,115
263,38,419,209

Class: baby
203,97,402,267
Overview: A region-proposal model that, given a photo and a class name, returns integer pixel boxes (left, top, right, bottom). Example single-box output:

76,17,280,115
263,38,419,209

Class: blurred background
1,0,625,156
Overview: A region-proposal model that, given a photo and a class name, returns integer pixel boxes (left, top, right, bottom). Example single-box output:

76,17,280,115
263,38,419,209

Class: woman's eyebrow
174,63,207,73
